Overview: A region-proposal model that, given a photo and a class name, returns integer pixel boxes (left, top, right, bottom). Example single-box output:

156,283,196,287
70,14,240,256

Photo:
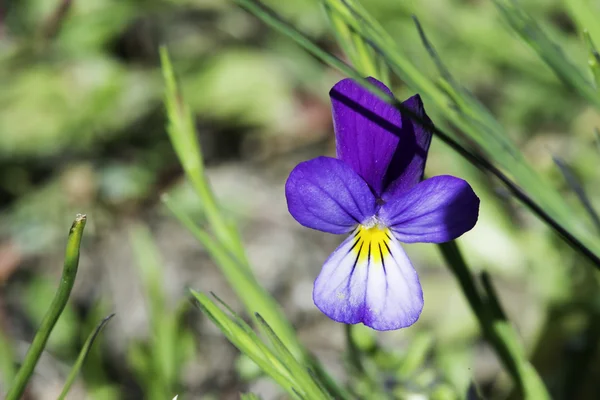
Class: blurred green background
1,0,599,399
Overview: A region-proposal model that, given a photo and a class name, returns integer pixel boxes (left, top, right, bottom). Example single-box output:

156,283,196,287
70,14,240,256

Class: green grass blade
160,46,248,265
6,214,87,400
130,225,181,397
160,47,313,361
584,31,600,89
190,291,306,399
0,330,16,390
565,0,600,54
57,314,115,400
254,313,331,399
438,241,550,399
553,156,600,233
493,0,600,107
162,195,303,356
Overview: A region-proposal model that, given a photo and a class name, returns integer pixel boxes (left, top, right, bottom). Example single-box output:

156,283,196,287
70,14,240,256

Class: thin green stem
6,214,87,400
58,313,115,400
438,241,550,399
344,324,365,376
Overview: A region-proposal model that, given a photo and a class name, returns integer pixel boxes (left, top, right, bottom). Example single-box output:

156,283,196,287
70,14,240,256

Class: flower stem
6,214,87,400
345,324,366,376
438,240,550,399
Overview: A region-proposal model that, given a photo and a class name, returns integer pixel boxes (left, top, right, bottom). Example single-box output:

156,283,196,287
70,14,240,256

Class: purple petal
313,226,424,330
382,94,433,199
379,175,479,243
330,77,401,196
285,156,377,234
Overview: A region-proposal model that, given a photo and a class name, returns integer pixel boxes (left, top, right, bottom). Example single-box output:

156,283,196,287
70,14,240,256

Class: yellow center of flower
352,225,393,264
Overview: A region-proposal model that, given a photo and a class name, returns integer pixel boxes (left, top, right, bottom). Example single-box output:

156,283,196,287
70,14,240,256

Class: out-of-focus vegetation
1,0,600,399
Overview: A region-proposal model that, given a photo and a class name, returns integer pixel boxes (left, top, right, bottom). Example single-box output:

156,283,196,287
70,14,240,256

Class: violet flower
285,78,480,331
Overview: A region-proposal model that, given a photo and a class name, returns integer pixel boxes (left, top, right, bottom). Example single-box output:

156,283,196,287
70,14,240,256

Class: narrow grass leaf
255,313,331,399
584,31,600,90
565,0,600,54
190,291,307,399
0,330,16,389
160,46,247,264
160,50,310,359
492,0,600,107
57,314,115,400
162,194,303,359
438,241,550,399
553,156,600,233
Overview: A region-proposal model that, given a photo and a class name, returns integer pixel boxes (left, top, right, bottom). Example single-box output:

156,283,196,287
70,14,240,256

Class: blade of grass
57,313,115,400
6,214,87,400
565,0,600,55
160,49,305,359
439,242,550,399
492,0,600,107
553,156,600,233
190,291,307,400
255,313,331,399
165,196,347,398
0,329,16,389
162,194,301,354
584,31,600,89
130,225,183,398
160,46,248,266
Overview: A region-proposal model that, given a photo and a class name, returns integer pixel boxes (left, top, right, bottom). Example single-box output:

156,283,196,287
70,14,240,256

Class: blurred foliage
128,225,196,400
1,0,600,398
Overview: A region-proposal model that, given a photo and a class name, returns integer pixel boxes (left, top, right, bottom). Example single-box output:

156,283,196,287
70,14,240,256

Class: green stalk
438,241,550,399
6,214,87,400
344,325,366,376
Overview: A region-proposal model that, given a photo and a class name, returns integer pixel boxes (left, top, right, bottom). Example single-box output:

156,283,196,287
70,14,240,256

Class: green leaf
565,0,600,58
58,314,115,400
492,0,600,107
190,291,307,399
584,30,600,90
255,313,331,399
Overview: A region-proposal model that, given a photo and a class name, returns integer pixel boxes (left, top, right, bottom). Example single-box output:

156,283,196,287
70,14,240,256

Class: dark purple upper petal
382,94,433,200
378,175,479,243
285,156,377,234
330,77,401,196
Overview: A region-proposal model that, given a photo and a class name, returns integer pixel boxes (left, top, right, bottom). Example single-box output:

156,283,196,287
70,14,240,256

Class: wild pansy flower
285,78,480,331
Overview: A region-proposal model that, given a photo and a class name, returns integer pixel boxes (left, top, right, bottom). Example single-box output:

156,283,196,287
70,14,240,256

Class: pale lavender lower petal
313,226,424,330
285,156,376,234
364,232,423,330
379,175,479,243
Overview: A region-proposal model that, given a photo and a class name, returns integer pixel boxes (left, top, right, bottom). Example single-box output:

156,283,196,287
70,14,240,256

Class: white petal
313,226,423,330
